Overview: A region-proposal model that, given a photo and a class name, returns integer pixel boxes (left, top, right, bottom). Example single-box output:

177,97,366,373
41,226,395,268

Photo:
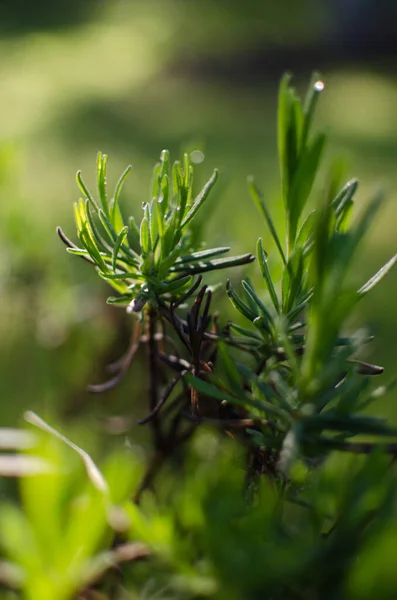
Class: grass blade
24,412,109,494
248,177,286,265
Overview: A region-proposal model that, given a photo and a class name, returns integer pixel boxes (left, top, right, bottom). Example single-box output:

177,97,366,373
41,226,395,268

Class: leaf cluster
59,150,253,314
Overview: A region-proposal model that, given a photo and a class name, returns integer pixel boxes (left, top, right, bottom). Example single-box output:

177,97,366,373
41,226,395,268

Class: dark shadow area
0,0,106,34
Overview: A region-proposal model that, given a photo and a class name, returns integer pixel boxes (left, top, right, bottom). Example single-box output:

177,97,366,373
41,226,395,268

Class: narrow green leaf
180,169,218,228
304,413,397,436
171,253,254,275
333,179,358,233
228,322,262,340
292,95,304,153
242,275,260,314
98,208,117,243
97,151,109,217
287,289,313,322
157,275,192,294
254,378,293,413
218,341,242,389
128,216,141,245
159,149,170,180
172,159,182,189
154,197,165,244
252,379,293,420
183,152,190,188
242,279,274,325
284,88,300,197
289,132,326,244
176,247,230,264
302,73,324,148
84,200,110,254
111,164,132,226
73,200,83,232
282,247,304,313
78,229,100,268
248,177,287,265
160,173,169,213
66,248,124,272
157,244,183,278
163,204,181,255
336,200,354,233
97,271,129,294
151,161,161,199
358,254,397,297
274,317,300,382
226,280,257,322
186,164,194,207
185,373,242,405
107,294,133,305
186,373,265,413
257,238,281,313
75,201,109,272
172,160,183,210
24,411,109,494
112,226,129,272
76,170,99,212
331,178,358,215
278,73,293,202
98,209,139,266
149,199,159,250
296,210,316,248
66,247,93,257
140,217,151,255
177,154,190,222
348,191,384,264
227,336,262,347
99,271,136,281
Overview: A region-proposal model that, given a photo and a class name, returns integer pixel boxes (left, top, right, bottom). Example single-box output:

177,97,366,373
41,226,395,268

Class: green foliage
60,149,253,314
2,73,397,600
0,416,145,600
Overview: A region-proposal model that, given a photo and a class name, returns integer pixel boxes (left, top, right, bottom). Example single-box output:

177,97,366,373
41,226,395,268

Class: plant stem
147,306,164,451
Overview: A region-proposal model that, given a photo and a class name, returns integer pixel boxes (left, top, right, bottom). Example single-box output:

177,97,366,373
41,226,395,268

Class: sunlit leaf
24,412,109,494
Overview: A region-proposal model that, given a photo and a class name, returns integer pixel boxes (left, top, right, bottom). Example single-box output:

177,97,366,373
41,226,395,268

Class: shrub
1,73,397,600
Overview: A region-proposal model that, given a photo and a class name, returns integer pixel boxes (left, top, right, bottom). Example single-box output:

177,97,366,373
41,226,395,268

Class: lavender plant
1,74,397,600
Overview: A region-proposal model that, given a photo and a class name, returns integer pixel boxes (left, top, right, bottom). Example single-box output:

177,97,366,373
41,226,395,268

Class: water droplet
190,150,205,164
314,80,325,92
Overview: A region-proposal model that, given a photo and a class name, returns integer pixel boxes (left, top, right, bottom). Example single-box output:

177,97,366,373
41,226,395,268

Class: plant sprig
59,149,254,314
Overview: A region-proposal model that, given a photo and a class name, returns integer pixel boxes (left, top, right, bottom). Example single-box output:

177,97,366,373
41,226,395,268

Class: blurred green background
1,0,397,434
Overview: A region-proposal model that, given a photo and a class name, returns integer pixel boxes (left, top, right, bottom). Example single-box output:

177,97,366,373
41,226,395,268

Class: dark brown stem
87,320,141,393
147,306,163,450
183,414,270,429
138,370,187,425
134,452,164,504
